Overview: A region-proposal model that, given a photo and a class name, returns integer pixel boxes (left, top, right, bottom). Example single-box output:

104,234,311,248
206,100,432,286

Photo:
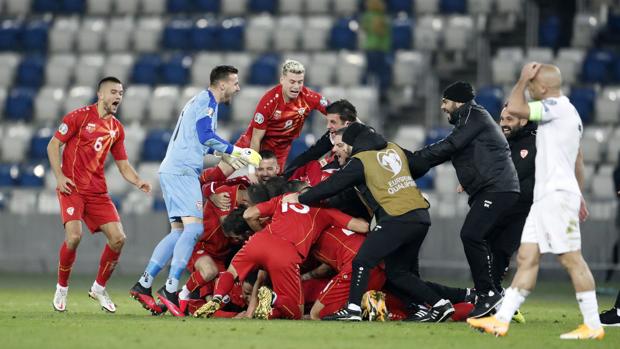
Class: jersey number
281,202,310,214
94,137,104,152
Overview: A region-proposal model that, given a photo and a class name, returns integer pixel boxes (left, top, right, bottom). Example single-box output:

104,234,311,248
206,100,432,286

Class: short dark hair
286,180,308,193
97,76,122,91
210,65,238,86
263,176,289,198
259,150,277,160
247,183,271,204
326,99,357,123
221,205,252,239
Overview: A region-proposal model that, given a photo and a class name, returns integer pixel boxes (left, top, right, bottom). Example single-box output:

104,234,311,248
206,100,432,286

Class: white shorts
520,191,581,254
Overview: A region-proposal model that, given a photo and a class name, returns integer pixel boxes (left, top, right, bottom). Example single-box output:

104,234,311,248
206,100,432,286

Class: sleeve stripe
528,101,543,121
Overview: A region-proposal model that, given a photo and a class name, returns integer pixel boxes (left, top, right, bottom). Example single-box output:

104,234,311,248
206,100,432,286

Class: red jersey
54,104,127,195
289,160,338,186
312,226,366,272
200,184,243,259
255,195,353,259
236,85,328,152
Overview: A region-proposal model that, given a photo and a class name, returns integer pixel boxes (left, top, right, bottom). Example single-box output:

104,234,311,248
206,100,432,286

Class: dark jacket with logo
507,122,537,213
414,101,520,202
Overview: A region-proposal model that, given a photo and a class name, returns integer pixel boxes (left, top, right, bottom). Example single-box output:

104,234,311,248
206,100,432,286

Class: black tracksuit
414,101,520,294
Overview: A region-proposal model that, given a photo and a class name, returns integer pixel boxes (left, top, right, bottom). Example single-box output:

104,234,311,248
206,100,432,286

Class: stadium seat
279,0,302,14
231,86,265,123
336,52,366,86
249,54,279,85
304,0,330,14
29,128,53,160
37,190,60,214
136,162,162,192
467,0,491,14
16,55,45,88
435,163,458,194
134,17,164,53
45,54,76,87
8,189,38,213
1,123,33,162
415,0,439,14
415,168,435,189
444,16,473,51
105,17,134,52
302,16,332,51
105,165,131,196
393,125,425,150
149,86,180,124
34,87,65,123
32,0,60,12
475,86,504,119
391,16,414,50
153,197,167,211
347,86,378,122
0,53,20,88
274,15,303,51
245,15,275,52
49,16,79,52
5,0,32,15
5,87,36,121
64,0,87,12
539,15,561,48
219,18,245,51
571,14,600,48
167,0,194,12
77,18,106,53
19,163,45,187
196,0,221,12
132,54,162,85
74,54,105,87
569,87,595,124
594,87,620,124
63,86,95,114
23,19,50,52
0,163,19,187
103,53,135,85
414,15,442,51
308,52,337,86
525,47,554,64
161,54,191,86
333,0,358,15
392,50,427,87
225,52,254,84
176,85,203,114
142,130,172,161
496,0,522,14
119,85,151,124
329,18,358,50
122,190,155,214
86,0,111,14
555,48,585,85
163,19,193,50
142,0,166,14
122,121,146,161
492,47,523,84
580,127,609,163
191,18,220,51
287,134,311,164
582,49,615,84
192,53,224,85
0,88,7,116
387,0,412,14
222,0,247,15
114,0,139,14
615,56,620,83
249,0,277,13
440,0,466,14
425,126,451,145
605,128,620,163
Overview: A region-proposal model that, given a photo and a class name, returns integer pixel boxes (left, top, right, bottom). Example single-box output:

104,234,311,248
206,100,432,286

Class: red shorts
231,233,303,316
57,190,120,233
187,241,227,274
318,267,386,318
234,137,290,173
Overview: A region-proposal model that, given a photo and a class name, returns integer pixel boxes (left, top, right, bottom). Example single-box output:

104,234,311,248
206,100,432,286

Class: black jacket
414,101,520,201
299,128,431,223
507,122,537,212
283,130,332,179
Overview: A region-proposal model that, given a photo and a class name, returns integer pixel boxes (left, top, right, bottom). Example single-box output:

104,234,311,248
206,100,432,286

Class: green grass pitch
1,274,618,349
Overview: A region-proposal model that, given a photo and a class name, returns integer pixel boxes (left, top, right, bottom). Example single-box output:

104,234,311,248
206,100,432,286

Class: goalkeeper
130,65,261,314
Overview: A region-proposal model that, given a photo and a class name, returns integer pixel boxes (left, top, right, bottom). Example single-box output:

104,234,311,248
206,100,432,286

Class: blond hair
282,59,305,76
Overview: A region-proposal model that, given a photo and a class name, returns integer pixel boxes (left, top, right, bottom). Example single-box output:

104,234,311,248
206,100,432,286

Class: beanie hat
342,122,368,146
443,81,475,103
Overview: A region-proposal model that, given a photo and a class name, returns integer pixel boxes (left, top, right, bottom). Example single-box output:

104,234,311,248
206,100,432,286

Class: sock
200,166,227,184
495,287,529,323
139,228,182,288
95,244,121,287
92,280,105,293
576,291,602,329
179,286,190,301
167,223,203,293
348,260,371,306
185,271,208,293
58,242,77,287
617,308,620,316
614,290,620,308
213,271,235,298
347,303,361,312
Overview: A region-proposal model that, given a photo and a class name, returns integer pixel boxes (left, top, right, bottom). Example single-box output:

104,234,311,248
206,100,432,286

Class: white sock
165,278,179,293
56,283,68,291
616,308,620,317
576,291,602,329
138,271,153,288
91,281,105,293
179,286,190,301
495,287,529,323
433,299,449,307
348,303,361,312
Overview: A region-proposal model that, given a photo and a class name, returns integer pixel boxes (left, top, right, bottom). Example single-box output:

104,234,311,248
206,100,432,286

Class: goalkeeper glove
217,151,249,170
232,146,262,167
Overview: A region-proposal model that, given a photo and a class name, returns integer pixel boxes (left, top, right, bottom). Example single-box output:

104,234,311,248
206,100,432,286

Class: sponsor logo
377,149,402,177
297,107,306,116
483,200,493,208
254,112,264,124
320,96,328,107
284,120,293,129
109,129,117,138
58,123,68,135
66,207,74,216
86,123,96,133
274,110,282,119
520,149,528,158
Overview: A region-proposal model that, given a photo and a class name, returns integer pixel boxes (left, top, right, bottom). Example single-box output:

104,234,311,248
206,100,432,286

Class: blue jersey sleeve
196,116,234,154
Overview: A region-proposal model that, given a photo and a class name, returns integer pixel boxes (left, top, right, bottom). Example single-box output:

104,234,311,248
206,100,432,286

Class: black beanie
443,81,475,103
342,122,368,145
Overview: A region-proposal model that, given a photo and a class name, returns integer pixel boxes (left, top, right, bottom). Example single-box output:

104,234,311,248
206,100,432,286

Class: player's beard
105,101,118,116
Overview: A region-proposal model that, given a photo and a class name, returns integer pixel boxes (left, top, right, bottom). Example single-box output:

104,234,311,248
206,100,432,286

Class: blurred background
0,0,619,283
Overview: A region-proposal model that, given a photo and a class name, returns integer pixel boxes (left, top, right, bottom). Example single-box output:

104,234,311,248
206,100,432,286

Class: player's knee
109,233,126,251
309,303,322,320
65,229,82,248
557,252,583,271
516,250,538,269
198,263,218,281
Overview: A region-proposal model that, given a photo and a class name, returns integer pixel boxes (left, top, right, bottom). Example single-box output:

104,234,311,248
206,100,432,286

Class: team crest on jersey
196,201,203,210
297,107,306,116
520,149,528,158
58,123,68,135
109,129,117,139
377,149,402,177
320,96,328,107
274,110,282,119
284,120,293,129
66,207,74,216
86,123,96,133
254,112,264,124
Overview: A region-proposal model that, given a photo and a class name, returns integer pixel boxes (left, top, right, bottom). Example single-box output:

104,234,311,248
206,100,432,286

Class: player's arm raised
506,62,542,119
47,137,75,194
250,128,266,153
115,159,151,193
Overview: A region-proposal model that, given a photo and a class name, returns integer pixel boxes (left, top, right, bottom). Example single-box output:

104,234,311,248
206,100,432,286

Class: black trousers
460,191,519,294
348,210,447,307
487,208,529,291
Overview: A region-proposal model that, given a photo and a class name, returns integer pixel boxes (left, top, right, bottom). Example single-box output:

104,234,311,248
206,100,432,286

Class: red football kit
235,85,328,170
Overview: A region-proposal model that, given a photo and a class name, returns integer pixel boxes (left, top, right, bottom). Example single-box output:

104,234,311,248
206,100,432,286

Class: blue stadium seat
218,103,231,123
424,127,451,145
0,163,19,187
0,192,6,210
16,55,45,88
19,163,45,187
569,87,595,124
614,56,620,83
111,195,123,211
329,18,358,50
219,18,245,51
539,15,561,48
153,197,167,211
581,50,615,84
131,54,162,85
192,19,220,50
286,135,310,165
5,88,36,121
598,12,620,45
416,168,435,190
475,86,504,119
23,20,50,52
162,54,191,85
142,129,172,161
196,0,221,12
0,20,23,51
163,19,193,50
62,0,86,13
249,54,280,85
168,0,194,12
249,0,277,13
229,128,244,144
391,17,413,50
387,0,412,14
440,0,466,14
29,128,54,161
33,0,62,12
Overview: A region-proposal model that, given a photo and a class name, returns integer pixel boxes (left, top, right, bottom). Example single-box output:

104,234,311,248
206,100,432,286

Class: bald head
528,63,563,100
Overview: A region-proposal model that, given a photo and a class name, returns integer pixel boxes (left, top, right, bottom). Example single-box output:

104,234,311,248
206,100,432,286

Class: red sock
185,271,208,293
199,166,227,184
95,244,121,287
58,242,77,287
213,271,234,298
